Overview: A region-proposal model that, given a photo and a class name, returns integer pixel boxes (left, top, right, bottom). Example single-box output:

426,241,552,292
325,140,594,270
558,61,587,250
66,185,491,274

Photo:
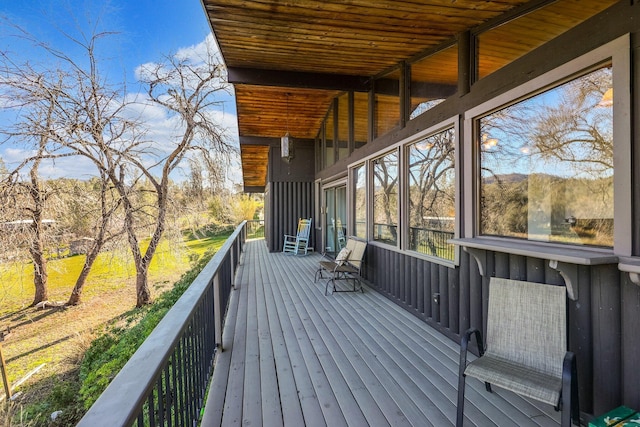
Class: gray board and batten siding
264,140,316,253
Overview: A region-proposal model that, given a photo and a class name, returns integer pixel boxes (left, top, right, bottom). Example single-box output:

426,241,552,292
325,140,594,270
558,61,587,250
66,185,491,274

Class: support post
0,343,11,400
213,274,223,352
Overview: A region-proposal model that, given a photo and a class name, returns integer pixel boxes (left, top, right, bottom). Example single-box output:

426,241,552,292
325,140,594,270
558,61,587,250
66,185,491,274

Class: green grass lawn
0,226,235,426
0,229,233,316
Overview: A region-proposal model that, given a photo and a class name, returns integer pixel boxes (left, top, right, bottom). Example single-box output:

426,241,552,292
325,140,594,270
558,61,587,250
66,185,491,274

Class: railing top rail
77,221,247,427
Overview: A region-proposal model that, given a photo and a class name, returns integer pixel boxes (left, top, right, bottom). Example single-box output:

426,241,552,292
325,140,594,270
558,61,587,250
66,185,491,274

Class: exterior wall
364,246,640,415
313,1,640,418
265,140,316,252
252,0,640,418
265,181,315,252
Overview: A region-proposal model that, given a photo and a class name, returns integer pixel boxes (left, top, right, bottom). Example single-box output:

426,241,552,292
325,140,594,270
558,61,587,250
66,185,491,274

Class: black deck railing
410,226,455,260
246,219,265,239
77,222,247,427
373,222,398,245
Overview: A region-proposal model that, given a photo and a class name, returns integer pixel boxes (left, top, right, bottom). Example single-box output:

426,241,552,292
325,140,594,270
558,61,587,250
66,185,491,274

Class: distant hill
482,173,527,184
482,172,561,185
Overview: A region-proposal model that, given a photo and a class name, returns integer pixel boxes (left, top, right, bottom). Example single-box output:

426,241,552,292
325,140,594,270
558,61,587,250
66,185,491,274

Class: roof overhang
200,0,597,191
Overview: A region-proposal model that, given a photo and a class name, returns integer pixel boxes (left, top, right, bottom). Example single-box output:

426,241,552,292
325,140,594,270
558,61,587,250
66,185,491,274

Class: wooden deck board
202,240,562,426
273,254,401,427
257,252,304,427
255,258,284,427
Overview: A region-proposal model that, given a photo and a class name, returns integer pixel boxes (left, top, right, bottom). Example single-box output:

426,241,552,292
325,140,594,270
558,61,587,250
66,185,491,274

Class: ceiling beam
240,136,279,146
228,66,371,92
240,136,317,146
244,185,266,193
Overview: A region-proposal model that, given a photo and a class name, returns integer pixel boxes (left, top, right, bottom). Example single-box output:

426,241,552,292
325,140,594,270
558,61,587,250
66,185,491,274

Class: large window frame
463,34,631,258
371,150,400,246
348,116,460,266
404,119,459,264
351,163,367,240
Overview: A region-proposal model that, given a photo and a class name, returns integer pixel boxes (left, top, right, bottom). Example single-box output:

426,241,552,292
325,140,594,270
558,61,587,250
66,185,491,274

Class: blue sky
1,0,211,84
0,0,240,183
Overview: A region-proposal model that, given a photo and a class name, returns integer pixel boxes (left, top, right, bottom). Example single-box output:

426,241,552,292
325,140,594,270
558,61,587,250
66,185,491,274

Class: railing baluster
148,392,156,427
183,324,192,426
77,222,247,427
170,353,178,427
176,339,185,427
165,362,173,427
214,273,222,351
157,376,165,426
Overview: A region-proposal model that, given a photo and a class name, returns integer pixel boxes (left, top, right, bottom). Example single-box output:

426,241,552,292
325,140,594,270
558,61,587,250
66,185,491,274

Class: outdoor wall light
281,132,294,163
281,93,294,163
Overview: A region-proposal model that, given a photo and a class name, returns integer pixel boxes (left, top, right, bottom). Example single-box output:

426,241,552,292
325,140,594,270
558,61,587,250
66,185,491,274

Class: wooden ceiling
200,0,616,190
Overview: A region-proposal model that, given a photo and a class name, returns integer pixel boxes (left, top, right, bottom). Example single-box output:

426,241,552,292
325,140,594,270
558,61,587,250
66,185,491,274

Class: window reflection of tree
373,152,398,243
408,129,455,258
408,129,455,229
480,66,613,246
353,165,366,238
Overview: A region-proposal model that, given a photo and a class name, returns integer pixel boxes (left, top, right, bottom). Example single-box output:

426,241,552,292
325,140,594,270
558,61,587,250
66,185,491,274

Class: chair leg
561,352,579,426
457,328,484,427
456,369,466,427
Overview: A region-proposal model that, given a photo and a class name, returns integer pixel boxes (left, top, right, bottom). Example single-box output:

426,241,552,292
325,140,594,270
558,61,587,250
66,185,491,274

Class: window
479,65,613,247
476,0,616,80
408,128,456,260
372,151,399,245
410,44,457,120
353,164,366,239
323,104,335,168
337,93,349,161
374,68,401,138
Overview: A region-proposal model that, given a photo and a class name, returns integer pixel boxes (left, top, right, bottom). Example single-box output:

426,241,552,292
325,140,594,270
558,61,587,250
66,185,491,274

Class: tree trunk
135,268,152,307
30,244,48,306
29,154,48,306
67,245,101,306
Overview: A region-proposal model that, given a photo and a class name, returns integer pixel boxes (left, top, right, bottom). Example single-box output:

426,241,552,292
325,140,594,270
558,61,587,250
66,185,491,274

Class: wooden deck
201,240,561,427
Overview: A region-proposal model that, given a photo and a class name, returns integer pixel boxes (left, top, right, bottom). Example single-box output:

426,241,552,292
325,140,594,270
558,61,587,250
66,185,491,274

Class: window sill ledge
450,237,618,300
450,237,617,265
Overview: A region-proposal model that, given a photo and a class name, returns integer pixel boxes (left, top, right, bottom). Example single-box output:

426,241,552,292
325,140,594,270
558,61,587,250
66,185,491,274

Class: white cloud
0,34,240,186
3,147,34,163
37,156,96,179
174,33,222,64
0,145,97,179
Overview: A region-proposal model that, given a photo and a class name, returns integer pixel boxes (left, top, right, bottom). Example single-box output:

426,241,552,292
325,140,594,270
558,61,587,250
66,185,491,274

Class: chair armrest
460,327,485,357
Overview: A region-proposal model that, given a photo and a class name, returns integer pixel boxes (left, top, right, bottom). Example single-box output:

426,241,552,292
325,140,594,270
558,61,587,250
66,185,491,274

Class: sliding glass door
324,185,347,254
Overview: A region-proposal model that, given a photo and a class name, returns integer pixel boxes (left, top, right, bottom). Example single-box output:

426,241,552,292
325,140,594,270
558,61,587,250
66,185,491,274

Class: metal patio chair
282,218,312,255
456,277,579,427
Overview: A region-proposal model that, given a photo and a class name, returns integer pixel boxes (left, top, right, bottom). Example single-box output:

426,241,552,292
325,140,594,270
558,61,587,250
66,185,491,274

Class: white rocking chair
282,218,312,255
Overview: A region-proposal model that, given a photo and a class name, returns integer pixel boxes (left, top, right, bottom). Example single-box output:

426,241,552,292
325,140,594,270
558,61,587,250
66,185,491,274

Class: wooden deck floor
201,240,561,427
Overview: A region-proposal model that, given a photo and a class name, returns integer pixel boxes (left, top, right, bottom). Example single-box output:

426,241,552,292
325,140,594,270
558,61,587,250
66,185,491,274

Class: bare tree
116,41,234,305
1,22,233,307
66,171,123,305
0,28,127,306
0,61,68,305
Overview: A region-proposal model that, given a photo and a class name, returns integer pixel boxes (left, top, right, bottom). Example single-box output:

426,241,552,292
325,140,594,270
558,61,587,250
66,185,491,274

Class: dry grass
0,273,180,421
0,230,229,424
